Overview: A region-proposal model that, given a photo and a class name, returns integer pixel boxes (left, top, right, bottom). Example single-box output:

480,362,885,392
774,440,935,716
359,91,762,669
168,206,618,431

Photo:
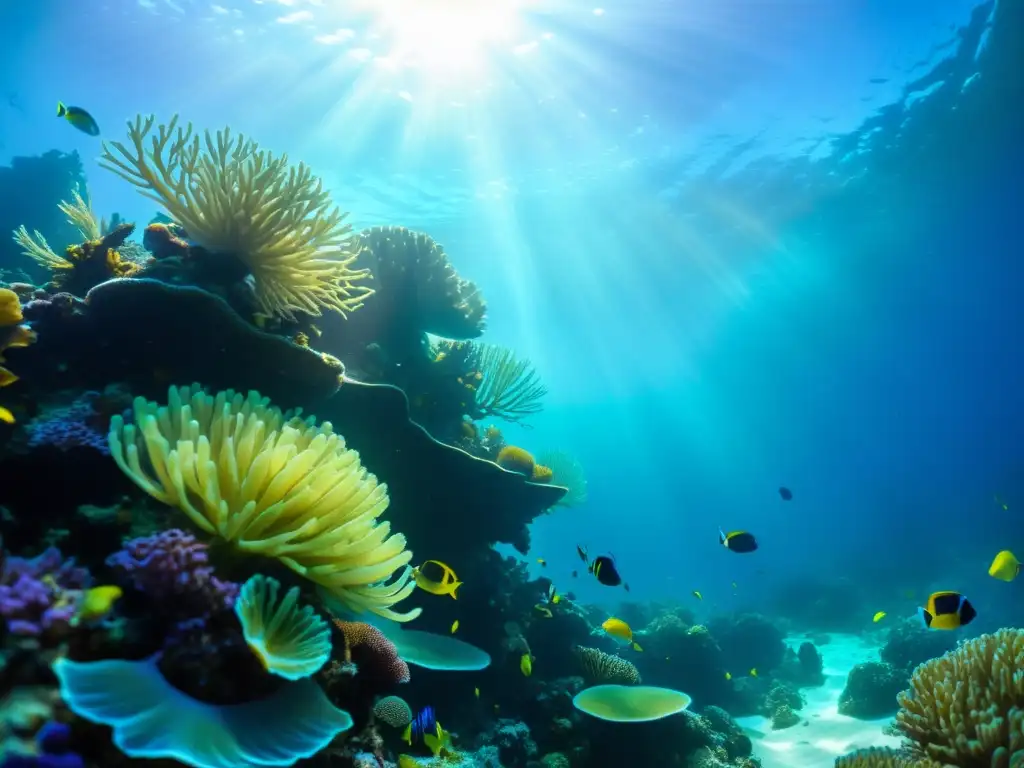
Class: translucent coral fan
895,628,1024,766
536,450,588,506
574,645,641,685
99,114,373,320
53,655,352,768
235,574,331,680
474,344,547,423
108,384,418,621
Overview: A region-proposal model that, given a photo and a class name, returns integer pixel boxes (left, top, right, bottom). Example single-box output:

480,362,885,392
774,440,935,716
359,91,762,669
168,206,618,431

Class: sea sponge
100,114,373,320
235,574,331,681
53,655,352,768
373,695,412,728
107,384,419,621
574,646,641,685
333,620,411,684
496,446,536,477
531,464,553,483
834,747,939,767
572,684,691,722
895,628,1024,766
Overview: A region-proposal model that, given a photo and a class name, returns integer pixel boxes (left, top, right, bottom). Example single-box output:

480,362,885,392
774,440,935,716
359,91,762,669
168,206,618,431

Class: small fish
988,550,1020,582
665,656,671,662
779,486,793,501
423,721,452,758
57,102,100,136
474,687,480,698
401,706,437,747
571,570,578,578
731,581,738,590
719,528,758,553
533,604,553,618
0,406,14,424
520,653,533,676
624,582,631,592
724,671,732,680
412,560,462,599
537,558,547,567
551,594,561,604
450,619,459,634
576,544,588,562
72,585,122,625
590,555,623,587
692,590,703,601
873,611,887,623
750,668,758,677
919,591,976,630
995,494,1008,510
601,617,642,652
398,756,418,768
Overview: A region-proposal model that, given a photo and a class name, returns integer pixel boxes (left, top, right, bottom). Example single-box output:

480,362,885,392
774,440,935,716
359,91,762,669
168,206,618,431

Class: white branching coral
99,114,373,319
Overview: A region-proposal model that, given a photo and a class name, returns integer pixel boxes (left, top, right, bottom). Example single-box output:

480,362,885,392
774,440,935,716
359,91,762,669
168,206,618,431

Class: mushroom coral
108,384,419,622
895,628,1023,767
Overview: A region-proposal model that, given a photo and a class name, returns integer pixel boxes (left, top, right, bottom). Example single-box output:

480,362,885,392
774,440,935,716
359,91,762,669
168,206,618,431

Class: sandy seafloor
735,634,902,768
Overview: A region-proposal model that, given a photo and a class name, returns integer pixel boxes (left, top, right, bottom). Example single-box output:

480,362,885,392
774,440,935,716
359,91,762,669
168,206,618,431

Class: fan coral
235,574,331,680
574,646,641,685
333,620,411,684
0,287,37,387
834,747,939,767
108,384,418,621
474,344,547,423
106,528,238,616
372,695,413,728
0,547,89,638
99,114,372,319
895,628,1024,766
536,450,588,506
496,446,536,477
357,225,486,339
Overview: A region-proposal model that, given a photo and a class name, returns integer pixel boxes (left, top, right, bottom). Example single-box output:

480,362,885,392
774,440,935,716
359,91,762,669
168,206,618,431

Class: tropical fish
995,494,1008,510
724,672,732,680
731,582,738,590
520,653,533,676
424,721,452,758
749,668,758,677
402,706,437,747
398,756,418,768
590,555,623,587
919,591,976,630
72,585,122,625
576,544,588,562
450,619,459,634
57,102,100,136
474,687,480,698
601,617,642,652
779,486,793,501
0,406,14,424
692,590,703,601
873,611,887,623
571,570,578,578
988,550,1020,582
719,528,758,553
412,560,462,599
537,558,547,567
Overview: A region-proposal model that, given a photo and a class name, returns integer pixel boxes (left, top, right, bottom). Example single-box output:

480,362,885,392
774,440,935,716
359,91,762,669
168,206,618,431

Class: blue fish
401,706,437,746
57,102,99,136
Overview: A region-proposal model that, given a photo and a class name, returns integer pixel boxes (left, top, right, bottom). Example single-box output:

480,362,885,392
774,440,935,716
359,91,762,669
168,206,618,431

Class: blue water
1,0,1020,622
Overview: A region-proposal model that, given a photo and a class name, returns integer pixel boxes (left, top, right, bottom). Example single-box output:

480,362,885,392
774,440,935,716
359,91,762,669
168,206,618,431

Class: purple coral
106,529,238,617
25,391,109,454
0,547,90,638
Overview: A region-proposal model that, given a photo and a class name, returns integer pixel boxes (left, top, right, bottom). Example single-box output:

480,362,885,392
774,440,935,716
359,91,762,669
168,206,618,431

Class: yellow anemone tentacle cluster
108,384,419,621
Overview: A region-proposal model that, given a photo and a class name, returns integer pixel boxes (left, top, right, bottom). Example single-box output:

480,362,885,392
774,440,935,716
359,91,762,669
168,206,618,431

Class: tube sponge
53,655,352,768
107,384,419,622
235,574,331,680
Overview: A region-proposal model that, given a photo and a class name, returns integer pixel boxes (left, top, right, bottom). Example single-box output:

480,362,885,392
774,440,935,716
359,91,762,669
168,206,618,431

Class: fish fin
401,723,411,745
449,581,462,599
917,607,932,628
57,101,66,117
719,527,727,545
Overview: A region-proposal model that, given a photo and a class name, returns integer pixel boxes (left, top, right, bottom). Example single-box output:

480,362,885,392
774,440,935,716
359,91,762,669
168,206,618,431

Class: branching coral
574,645,641,685
13,221,139,295
474,343,547,423
895,628,1024,767
58,185,101,241
99,114,372,320
107,384,419,621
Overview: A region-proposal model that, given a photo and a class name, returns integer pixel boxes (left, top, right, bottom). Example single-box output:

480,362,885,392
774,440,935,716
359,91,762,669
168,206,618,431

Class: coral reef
839,661,907,719
574,645,641,685
879,617,958,673
0,547,89,641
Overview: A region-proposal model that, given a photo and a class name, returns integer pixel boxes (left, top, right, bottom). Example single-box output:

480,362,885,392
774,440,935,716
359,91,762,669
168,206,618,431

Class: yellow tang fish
450,619,459,634
413,560,462,599
692,590,703,601
988,550,1020,582
0,406,14,424
749,668,758,677
72,585,122,625
601,617,642,652
873,611,887,623
520,653,533,677
724,672,732,680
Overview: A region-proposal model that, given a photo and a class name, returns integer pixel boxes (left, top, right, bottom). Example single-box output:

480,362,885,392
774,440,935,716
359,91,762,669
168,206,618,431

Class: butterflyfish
988,550,1020,582
919,591,976,630
590,555,623,586
57,102,100,136
692,590,703,601
72,585,122,625
450,620,459,634
601,617,642,652
719,528,758,553
413,560,462,599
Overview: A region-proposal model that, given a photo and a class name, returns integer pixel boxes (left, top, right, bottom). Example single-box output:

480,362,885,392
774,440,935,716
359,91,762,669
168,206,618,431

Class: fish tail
449,582,461,599
57,101,66,117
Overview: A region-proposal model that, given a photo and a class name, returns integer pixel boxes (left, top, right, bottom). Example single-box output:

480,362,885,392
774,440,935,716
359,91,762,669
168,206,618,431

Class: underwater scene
0,0,1022,766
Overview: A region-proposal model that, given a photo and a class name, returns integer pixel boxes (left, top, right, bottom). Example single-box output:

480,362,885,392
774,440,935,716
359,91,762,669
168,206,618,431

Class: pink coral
333,620,410,685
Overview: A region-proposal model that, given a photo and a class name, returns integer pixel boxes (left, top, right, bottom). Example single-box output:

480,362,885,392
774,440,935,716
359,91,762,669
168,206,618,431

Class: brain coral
372,695,412,728
895,628,1023,767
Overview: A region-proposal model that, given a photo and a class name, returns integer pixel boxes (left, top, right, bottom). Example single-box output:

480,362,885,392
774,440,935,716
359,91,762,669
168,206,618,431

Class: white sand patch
735,634,902,768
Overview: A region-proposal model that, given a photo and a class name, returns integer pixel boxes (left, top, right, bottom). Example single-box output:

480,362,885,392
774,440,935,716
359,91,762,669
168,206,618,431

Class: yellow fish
0,406,14,424
474,687,480,698
920,591,976,630
873,611,887,623
450,619,459,634
988,550,1020,582
601,617,642,652
725,672,732,680
72,585,122,625
413,560,462,599
551,594,561,605
692,590,703,600
424,722,452,758
520,653,533,676
749,668,758,677
398,757,418,768
995,494,1009,510
731,581,738,590
537,558,547,566
57,102,100,136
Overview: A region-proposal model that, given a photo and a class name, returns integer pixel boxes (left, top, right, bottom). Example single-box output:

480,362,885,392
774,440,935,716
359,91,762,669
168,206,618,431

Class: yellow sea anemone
235,574,331,680
108,384,419,621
